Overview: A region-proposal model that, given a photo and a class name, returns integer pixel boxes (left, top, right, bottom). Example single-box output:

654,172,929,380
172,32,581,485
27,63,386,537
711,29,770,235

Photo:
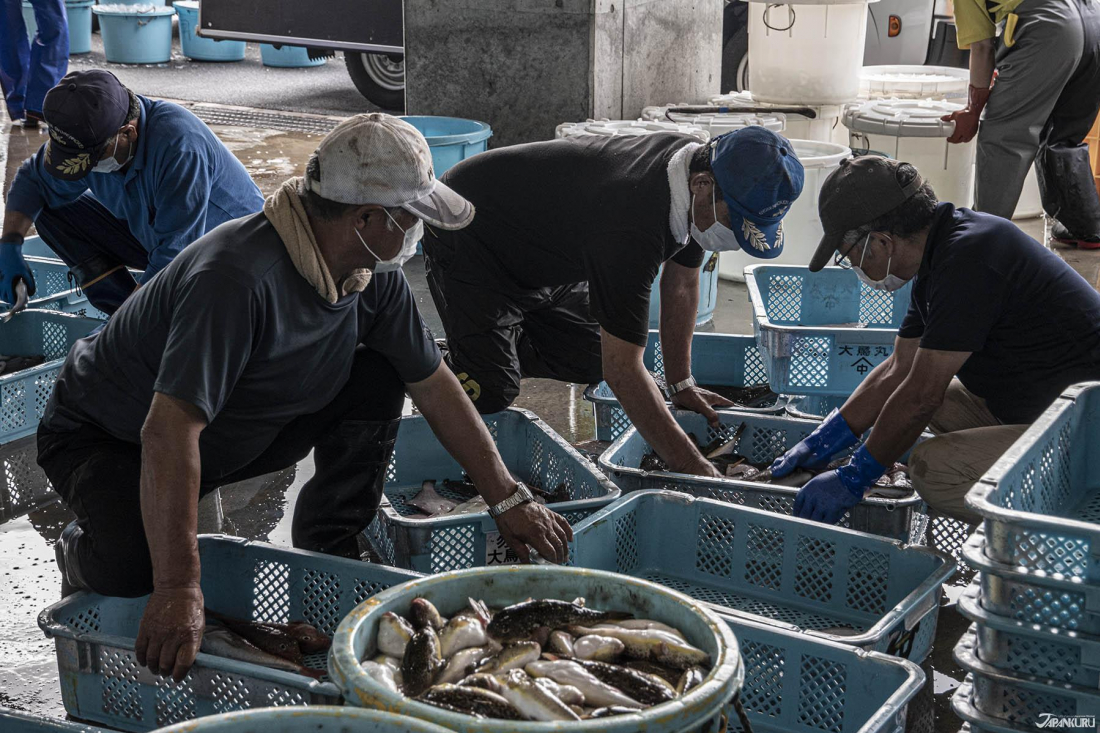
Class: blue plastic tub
94,4,175,64
583,331,788,443
648,251,720,328
154,707,454,733
364,408,620,573
571,491,953,663
400,116,492,175
21,0,95,53
967,382,1100,582
598,409,925,541
0,708,111,733
745,264,913,397
260,44,325,68
0,310,102,444
175,1,245,61
38,535,422,732
329,565,744,733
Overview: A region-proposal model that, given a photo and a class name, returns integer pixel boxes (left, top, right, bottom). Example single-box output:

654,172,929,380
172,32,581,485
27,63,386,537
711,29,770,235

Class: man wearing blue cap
424,126,803,476
0,69,264,315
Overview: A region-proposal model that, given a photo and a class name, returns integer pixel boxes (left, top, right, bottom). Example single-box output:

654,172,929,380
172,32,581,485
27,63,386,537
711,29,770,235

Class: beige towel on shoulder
263,177,371,303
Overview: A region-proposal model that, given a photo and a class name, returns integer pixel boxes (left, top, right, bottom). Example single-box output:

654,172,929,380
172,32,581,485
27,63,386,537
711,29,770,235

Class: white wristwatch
488,482,534,517
666,375,697,398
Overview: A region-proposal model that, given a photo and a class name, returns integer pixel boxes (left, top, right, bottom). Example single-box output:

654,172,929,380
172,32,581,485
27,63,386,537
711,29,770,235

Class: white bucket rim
788,138,851,167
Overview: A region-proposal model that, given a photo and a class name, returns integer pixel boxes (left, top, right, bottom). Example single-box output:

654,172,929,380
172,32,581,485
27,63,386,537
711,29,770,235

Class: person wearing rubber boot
39,114,572,682
0,0,68,127
0,69,264,315
769,156,1100,528
942,0,1100,246
424,126,804,478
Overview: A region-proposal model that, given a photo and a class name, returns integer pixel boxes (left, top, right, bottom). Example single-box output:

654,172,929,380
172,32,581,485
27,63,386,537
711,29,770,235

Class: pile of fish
651,372,779,410
639,425,912,497
200,609,331,679
362,597,711,721
404,477,572,520
0,354,45,376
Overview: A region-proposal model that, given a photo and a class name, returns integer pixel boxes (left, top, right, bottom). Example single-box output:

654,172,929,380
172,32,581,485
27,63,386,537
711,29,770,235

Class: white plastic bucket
709,91,845,145
641,104,786,135
1014,165,1043,219
746,0,875,105
858,65,969,101
718,138,851,281
843,98,976,208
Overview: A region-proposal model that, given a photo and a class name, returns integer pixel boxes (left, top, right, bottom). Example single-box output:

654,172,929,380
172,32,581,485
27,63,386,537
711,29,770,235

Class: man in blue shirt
0,69,264,314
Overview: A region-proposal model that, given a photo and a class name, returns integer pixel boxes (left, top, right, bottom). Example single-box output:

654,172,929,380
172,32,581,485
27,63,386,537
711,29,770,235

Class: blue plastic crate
951,677,1036,733
364,408,620,574
966,382,1100,582
745,264,913,397
20,235,58,259
598,409,925,540
571,490,954,662
37,535,422,732
583,331,789,442
723,614,924,733
954,626,1100,728
0,435,55,522
0,708,110,733
153,707,454,733
0,310,102,444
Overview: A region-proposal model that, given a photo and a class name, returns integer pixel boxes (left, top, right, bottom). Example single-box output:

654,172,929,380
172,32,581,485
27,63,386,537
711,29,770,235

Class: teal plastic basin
260,44,326,68
93,4,175,65
20,0,95,54
175,1,245,62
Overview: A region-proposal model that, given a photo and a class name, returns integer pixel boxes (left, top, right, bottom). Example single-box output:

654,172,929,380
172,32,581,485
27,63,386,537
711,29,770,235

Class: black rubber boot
54,521,90,598
70,252,139,316
1037,143,1100,244
290,418,401,559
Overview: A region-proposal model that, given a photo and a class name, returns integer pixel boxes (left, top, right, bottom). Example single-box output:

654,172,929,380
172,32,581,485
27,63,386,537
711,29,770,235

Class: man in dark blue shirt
770,156,1100,526
0,69,264,314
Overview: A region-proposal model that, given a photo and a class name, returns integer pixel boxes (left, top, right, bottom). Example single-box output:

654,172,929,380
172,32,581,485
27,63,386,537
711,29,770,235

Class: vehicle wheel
345,52,405,111
721,23,749,93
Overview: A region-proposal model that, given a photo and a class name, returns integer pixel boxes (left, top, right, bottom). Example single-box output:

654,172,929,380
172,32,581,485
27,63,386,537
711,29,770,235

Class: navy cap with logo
710,126,805,258
42,70,131,181
808,155,924,272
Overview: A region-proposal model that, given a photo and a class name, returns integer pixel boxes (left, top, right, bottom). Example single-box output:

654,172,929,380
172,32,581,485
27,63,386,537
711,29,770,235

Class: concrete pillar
404,0,722,148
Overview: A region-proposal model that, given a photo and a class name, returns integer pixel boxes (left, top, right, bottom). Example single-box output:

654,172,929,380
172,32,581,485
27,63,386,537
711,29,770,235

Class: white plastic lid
843,98,963,138
554,119,710,142
787,139,851,168
859,65,969,101
93,3,175,13
173,1,199,9
641,103,784,134
708,91,844,122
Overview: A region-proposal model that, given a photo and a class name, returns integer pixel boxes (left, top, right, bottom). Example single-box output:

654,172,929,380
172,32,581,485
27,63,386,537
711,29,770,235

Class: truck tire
345,51,405,111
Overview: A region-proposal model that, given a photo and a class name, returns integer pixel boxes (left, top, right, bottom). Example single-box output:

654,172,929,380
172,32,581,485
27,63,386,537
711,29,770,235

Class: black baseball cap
808,156,924,272
42,70,131,180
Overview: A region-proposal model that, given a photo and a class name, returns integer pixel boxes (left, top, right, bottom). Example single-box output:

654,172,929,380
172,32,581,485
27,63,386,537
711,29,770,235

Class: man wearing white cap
37,114,573,682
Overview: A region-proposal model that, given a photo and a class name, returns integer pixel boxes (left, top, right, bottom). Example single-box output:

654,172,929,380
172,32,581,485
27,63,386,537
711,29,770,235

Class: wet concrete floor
0,112,1087,731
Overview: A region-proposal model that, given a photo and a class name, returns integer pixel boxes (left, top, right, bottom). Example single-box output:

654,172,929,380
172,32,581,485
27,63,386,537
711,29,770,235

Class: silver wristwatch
488,482,534,517
666,375,697,398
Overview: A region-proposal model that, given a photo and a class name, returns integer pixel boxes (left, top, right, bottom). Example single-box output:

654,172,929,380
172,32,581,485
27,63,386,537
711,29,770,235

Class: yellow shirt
954,0,1026,48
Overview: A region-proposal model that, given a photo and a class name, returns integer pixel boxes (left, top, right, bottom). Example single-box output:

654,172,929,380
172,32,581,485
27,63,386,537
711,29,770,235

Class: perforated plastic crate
582,331,788,442
0,310,102,445
0,435,55,522
966,382,1100,582
598,409,924,541
153,707,454,733
364,408,619,574
723,613,924,733
954,626,1100,728
0,709,110,733
958,580,1100,689
571,490,954,662
963,526,1100,635
951,677,1039,733
37,535,421,732
745,264,913,396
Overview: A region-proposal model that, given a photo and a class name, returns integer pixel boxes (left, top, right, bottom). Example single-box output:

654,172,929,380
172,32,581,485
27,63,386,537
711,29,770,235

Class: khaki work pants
908,380,1029,525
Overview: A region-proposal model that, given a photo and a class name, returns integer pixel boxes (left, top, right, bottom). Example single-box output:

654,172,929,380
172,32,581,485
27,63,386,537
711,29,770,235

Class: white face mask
851,232,910,292
356,209,422,273
92,133,132,174
690,187,741,253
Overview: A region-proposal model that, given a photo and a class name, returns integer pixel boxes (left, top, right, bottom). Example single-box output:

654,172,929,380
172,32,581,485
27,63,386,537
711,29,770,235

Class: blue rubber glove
794,445,888,524
0,235,36,304
770,408,859,478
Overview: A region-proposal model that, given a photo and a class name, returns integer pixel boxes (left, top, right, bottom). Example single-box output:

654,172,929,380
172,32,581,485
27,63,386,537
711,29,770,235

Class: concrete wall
404,0,722,148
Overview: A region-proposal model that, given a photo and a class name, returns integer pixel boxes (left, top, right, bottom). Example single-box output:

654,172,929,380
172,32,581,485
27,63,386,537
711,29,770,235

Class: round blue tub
175,1,245,61
400,115,492,176
648,250,721,328
93,4,175,64
21,0,94,54
260,44,326,68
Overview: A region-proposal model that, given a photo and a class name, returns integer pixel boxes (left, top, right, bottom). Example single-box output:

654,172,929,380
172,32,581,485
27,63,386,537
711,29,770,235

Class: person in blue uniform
0,0,68,126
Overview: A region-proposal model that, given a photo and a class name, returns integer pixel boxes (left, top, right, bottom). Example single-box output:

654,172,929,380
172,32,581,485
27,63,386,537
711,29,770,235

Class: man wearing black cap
424,126,804,477
769,156,1100,526
0,69,264,315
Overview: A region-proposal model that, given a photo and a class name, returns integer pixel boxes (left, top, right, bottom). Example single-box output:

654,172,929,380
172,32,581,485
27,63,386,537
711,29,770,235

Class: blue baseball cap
710,126,805,258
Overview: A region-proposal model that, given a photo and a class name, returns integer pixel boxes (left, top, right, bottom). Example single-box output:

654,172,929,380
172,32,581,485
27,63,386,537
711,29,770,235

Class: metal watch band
489,482,533,517
667,375,697,397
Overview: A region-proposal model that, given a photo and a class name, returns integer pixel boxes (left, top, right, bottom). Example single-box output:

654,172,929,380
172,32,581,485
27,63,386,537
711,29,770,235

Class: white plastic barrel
641,104,786,136
858,65,969,101
746,0,877,105
710,91,846,145
1014,165,1043,219
718,138,851,281
843,98,976,208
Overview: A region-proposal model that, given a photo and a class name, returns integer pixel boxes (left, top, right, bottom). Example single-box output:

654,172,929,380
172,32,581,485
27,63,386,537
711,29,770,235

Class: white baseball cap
305,113,474,230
